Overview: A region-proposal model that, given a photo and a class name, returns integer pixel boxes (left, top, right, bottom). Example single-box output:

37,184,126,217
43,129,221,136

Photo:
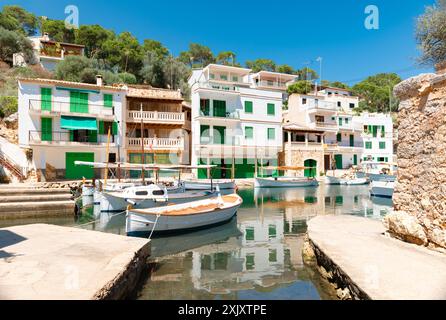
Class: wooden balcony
127,110,185,125
127,137,184,150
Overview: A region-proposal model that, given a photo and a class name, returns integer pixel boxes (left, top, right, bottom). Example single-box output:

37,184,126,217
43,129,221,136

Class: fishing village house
18,76,126,180
13,33,85,71
17,76,191,181
282,86,394,178
188,64,295,179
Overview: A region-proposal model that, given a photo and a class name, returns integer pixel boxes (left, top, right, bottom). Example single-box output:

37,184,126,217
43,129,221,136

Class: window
345,118,349,124
245,227,255,241
267,103,275,116
210,73,215,79
220,74,228,81
41,117,52,141
200,99,210,116
108,153,116,163
350,103,355,109
268,225,277,239
200,125,210,143
213,100,226,117
365,141,372,149
244,101,253,113
245,126,253,139
339,117,343,126
269,249,277,263
245,254,255,270
267,128,275,140
315,115,324,123
213,126,226,144
337,133,342,142
302,98,307,104
381,126,386,138
232,76,238,82
379,141,386,149
103,94,113,108
41,88,52,111
70,91,88,113
337,101,341,107
332,117,336,121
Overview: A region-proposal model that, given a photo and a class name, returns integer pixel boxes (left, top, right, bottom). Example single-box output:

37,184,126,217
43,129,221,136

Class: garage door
65,152,94,179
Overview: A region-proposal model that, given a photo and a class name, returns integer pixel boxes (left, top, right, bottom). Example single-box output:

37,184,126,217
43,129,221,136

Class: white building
13,33,85,71
188,64,293,179
283,86,393,177
18,77,126,180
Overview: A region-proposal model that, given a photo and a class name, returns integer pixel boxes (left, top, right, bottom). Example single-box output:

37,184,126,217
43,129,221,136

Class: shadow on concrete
0,230,27,258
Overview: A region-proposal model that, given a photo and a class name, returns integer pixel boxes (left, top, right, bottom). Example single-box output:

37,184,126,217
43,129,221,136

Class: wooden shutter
41,88,52,111
41,118,52,141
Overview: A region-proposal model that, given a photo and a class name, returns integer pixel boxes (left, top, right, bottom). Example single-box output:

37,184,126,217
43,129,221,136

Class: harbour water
0,185,392,300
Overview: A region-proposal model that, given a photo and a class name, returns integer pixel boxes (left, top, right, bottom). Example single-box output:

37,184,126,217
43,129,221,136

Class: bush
118,72,137,84
55,56,93,82
0,96,18,118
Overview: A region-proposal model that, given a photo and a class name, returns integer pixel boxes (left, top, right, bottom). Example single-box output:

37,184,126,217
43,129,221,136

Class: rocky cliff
385,68,446,251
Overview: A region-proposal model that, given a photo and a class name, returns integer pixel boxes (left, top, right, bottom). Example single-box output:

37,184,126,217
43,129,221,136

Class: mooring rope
148,213,161,239
73,210,126,228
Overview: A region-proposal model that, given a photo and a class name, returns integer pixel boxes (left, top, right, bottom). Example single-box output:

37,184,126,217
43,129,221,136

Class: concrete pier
0,224,151,299
307,215,446,300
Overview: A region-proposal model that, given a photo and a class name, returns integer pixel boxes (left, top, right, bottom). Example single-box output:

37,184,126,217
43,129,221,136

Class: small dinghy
370,181,394,199
126,193,243,236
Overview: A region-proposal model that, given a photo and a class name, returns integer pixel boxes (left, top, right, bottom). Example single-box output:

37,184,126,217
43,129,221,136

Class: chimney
43,33,50,41
96,75,103,86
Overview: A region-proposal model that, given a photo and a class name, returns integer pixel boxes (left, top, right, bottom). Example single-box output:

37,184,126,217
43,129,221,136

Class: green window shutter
200,125,210,143
88,130,97,143
379,141,386,149
385,157,389,162
337,133,342,142
200,99,210,116
41,117,52,141
267,103,275,116
103,94,113,108
372,125,378,138
366,142,372,149
213,100,226,117
213,126,226,144
335,155,343,169
245,126,253,139
99,121,104,134
381,126,385,137
41,88,52,111
339,118,343,126
345,118,349,124
70,91,89,113
112,121,118,135
349,134,354,147
267,128,275,140
353,154,358,165
244,101,253,113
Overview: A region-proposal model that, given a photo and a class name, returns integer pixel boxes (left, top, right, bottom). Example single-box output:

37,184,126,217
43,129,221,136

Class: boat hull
82,185,94,196
254,178,319,188
126,203,241,235
184,180,236,190
368,173,396,182
370,181,394,198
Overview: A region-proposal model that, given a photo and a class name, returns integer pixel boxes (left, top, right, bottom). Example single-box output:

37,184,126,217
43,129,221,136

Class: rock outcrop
389,67,446,251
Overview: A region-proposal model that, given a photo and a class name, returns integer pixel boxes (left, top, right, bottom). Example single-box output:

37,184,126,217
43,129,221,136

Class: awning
61,116,97,130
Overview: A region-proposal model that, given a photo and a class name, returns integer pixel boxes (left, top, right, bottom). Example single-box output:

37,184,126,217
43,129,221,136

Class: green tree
75,24,114,58
0,5,38,35
143,39,169,58
179,43,215,68
416,0,446,66
41,19,76,43
55,56,93,82
0,27,34,66
140,52,166,88
276,64,296,74
163,55,191,98
352,73,402,113
245,59,276,72
321,80,350,89
216,51,239,66
287,80,313,95
118,72,137,84
0,96,18,118
295,67,318,81
101,32,144,74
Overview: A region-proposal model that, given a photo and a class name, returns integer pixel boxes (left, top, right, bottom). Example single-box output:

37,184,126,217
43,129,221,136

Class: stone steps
0,194,73,203
0,187,72,195
0,200,75,218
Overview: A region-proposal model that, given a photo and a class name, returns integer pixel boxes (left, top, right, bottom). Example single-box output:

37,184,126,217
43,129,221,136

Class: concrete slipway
307,215,446,300
0,224,150,300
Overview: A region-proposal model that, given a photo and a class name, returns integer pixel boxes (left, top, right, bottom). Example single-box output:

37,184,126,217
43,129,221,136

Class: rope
148,213,161,239
73,210,126,228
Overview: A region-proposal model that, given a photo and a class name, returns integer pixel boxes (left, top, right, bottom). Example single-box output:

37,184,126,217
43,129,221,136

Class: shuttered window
41,117,52,141
213,100,226,117
337,133,342,142
366,142,372,149
41,88,52,111
70,91,88,113
245,126,253,139
244,101,253,113
103,94,113,108
267,128,275,140
267,103,275,116
379,141,386,149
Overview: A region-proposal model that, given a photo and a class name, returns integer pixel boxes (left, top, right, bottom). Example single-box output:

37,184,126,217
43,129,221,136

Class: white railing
29,99,114,117
307,101,339,112
127,111,185,123
198,82,240,92
127,137,184,149
257,80,287,89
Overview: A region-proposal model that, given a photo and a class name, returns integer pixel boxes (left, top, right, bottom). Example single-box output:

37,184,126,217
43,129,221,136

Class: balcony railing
127,137,184,150
197,82,240,92
29,99,115,117
29,131,114,145
256,80,287,89
127,110,185,124
307,101,339,112
312,122,338,130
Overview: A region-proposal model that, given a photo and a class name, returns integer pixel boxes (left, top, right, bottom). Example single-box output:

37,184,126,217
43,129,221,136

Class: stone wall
385,69,446,250
286,148,324,177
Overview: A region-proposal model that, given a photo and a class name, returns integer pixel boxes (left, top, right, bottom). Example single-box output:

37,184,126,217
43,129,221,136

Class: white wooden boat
370,181,394,199
93,182,136,205
325,176,369,185
254,177,319,188
359,162,397,182
126,193,242,235
101,185,219,212
82,184,95,196
184,180,236,190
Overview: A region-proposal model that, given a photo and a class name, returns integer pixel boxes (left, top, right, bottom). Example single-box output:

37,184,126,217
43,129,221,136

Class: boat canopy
74,161,216,171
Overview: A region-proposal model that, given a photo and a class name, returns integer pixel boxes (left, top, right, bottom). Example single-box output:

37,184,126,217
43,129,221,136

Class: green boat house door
304,159,317,178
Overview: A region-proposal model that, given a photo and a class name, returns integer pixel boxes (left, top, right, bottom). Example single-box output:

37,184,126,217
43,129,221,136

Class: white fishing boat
184,180,236,190
126,193,243,235
93,181,137,205
82,183,95,196
254,177,319,188
325,176,369,185
370,181,394,198
359,161,397,182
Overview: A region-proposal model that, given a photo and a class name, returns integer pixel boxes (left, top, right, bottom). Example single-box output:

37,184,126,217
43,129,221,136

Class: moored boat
325,176,369,185
126,193,243,236
184,180,236,190
254,177,319,188
370,181,394,198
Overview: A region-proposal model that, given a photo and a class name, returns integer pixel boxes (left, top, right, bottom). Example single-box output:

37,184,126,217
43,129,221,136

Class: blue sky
1,0,436,84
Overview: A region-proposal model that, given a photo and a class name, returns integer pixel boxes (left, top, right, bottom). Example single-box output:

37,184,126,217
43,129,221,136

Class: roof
282,123,324,133
319,85,352,92
125,86,183,101
40,40,85,48
252,70,298,80
203,64,252,74
18,78,126,92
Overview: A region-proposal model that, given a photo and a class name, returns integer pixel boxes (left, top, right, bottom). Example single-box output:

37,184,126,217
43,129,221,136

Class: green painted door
198,158,208,179
66,152,94,179
350,134,354,147
353,154,358,165
41,117,52,141
41,88,52,111
70,91,89,113
213,100,226,117
334,155,343,169
304,159,317,178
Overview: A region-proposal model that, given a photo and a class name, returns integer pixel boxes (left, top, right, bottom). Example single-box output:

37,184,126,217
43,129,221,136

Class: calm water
0,185,393,300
